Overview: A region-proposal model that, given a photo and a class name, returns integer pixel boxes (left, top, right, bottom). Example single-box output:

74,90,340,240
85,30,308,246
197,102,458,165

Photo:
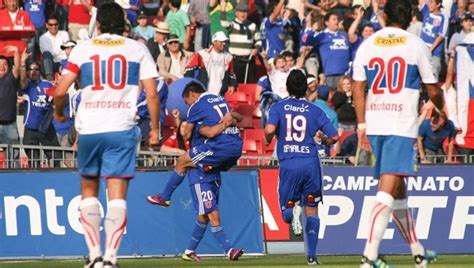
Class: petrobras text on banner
0,171,264,258
260,166,474,254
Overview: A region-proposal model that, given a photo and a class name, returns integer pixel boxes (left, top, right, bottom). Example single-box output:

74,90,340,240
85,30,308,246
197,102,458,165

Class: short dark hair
182,81,206,98
47,13,59,22
384,0,412,29
324,11,338,23
170,0,181,9
96,2,126,35
286,69,307,99
281,51,294,59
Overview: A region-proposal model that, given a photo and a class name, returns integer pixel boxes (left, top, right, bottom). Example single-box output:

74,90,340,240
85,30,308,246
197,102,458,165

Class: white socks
392,199,425,256
80,197,102,261
363,191,394,260
103,199,127,264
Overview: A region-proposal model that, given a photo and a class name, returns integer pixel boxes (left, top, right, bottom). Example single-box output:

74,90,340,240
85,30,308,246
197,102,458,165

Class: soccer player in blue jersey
147,81,244,261
264,69,338,265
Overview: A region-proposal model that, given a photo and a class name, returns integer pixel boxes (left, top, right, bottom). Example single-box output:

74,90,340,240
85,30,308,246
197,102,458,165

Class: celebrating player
148,82,244,261
54,3,160,268
352,0,443,267
264,69,338,265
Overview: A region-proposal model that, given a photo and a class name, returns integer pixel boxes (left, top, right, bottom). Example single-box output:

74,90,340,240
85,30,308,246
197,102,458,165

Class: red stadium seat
0,149,7,169
236,115,255,129
237,84,259,104
225,91,252,107
243,128,265,140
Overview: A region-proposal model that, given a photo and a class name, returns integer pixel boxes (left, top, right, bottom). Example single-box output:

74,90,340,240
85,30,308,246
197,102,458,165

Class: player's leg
182,214,209,262
102,178,129,268
392,183,437,267
80,177,104,268
77,133,104,268
147,151,196,206
304,206,321,265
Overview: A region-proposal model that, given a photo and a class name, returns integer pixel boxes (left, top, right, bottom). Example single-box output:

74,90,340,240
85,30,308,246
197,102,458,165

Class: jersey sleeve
416,40,437,84
352,43,367,81
267,104,280,127
138,42,159,80
62,45,82,75
187,102,203,125
317,112,338,138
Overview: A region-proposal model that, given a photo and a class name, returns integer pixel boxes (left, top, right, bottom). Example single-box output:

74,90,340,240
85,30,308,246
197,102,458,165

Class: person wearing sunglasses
39,14,70,81
157,34,194,83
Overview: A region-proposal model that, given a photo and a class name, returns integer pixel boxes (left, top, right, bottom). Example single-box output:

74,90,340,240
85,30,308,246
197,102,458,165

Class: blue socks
306,215,320,258
162,170,185,200
211,225,231,253
282,208,293,224
187,221,208,251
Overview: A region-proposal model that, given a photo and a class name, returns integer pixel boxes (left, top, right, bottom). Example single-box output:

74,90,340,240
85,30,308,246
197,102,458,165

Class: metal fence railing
0,144,472,171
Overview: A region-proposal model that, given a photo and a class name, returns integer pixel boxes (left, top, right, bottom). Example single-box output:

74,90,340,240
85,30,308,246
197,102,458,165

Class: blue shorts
368,135,418,179
190,180,220,215
189,140,241,173
278,157,323,211
77,127,139,179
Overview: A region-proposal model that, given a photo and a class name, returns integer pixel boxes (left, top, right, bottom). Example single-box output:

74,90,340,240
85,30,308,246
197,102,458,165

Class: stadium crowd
0,0,473,167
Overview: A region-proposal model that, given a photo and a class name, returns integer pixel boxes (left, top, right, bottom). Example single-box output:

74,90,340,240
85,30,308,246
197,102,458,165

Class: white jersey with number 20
63,33,158,134
352,27,437,138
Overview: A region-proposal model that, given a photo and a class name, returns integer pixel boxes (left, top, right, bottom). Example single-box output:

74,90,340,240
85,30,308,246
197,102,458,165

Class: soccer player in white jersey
352,0,443,267
54,3,160,268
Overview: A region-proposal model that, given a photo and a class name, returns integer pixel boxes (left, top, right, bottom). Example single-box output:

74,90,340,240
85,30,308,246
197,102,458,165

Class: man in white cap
184,31,237,96
147,21,170,61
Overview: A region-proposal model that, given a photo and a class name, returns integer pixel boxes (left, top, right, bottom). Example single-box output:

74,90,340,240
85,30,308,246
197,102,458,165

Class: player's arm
425,83,443,113
54,72,78,122
142,78,161,145
199,112,240,138
182,122,195,141
264,124,276,146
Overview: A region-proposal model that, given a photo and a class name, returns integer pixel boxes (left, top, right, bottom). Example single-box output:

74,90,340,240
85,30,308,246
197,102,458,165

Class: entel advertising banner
260,165,474,254
0,171,264,258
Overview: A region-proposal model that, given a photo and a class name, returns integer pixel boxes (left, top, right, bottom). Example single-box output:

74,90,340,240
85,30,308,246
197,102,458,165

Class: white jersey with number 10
352,27,437,138
63,33,158,134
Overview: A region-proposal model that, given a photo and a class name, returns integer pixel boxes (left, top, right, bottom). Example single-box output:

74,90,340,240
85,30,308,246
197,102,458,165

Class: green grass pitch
0,254,472,268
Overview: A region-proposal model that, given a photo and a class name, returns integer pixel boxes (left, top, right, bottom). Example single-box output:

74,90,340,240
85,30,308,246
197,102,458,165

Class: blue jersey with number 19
187,92,241,147
267,97,337,161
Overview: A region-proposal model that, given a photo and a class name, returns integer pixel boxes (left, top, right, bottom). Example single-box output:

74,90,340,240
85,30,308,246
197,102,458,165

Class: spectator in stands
362,0,386,31
157,34,194,83
0,47,25,161
209,0,235,38
55,0,69,31
20,61,61,167
166,0,191,50
448,12,472,55
0,0,34,59
40,15,70,81
407,8,423,37
127,0,141,25
418,112,457,163
133,11,155,40
335,75,353,104
348,6,375,60
419,0,447,81
68,0,93,41
221,1,261,84
160,109,190,155
306,74,318,102
310,11,351,89
300,10,323,80
24,0,47,62
147,21,170,62
264,0,287,59
187,0,211,52
314,84,338,130
184,31,237,96
332,90,356,131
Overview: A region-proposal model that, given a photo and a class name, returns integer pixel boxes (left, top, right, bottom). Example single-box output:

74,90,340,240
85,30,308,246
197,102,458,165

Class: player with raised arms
352,0,443,267
54,2,160,268
264,69,338,265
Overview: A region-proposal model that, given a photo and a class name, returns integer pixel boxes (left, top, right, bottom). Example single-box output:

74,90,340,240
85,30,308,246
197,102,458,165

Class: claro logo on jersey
374,36,406,47
92,39,126,46
260,169,473,244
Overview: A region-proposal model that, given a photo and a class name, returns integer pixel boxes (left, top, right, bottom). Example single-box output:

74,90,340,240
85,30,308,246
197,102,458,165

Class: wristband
357,123,366,130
